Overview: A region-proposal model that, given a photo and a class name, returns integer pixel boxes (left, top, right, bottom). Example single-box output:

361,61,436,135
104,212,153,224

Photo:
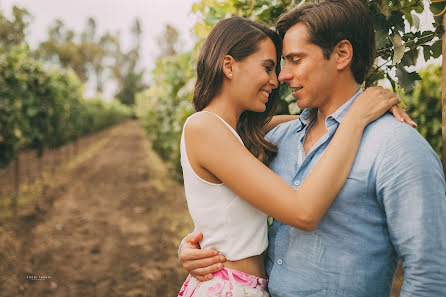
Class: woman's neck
203,94,243,130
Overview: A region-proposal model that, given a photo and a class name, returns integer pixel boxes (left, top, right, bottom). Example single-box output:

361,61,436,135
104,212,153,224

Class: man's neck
314,81,361,128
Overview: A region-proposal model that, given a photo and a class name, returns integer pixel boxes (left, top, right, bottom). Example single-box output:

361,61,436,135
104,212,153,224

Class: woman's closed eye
264,65,273,73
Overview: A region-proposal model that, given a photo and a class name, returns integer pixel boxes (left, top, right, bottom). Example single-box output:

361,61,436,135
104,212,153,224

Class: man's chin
296,101,308,109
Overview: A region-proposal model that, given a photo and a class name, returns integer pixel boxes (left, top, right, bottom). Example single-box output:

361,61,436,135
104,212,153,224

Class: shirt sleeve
375,125,446,296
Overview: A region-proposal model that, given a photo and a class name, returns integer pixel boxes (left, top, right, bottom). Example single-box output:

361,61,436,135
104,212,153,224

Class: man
179,0,446,296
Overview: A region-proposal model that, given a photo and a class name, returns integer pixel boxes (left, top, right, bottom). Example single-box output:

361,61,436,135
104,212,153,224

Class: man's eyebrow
284,52,304,59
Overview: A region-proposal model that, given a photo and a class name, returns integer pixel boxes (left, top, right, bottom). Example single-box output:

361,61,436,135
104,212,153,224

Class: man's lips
292,87,303,97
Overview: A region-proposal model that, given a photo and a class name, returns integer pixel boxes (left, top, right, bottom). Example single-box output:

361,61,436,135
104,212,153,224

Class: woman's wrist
342,106,368,130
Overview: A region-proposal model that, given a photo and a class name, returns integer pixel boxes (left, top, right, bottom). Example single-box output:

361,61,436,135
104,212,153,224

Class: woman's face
231,38,279,113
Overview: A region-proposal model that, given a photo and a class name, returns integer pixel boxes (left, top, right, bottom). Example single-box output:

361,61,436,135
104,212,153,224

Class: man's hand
179,232,226,281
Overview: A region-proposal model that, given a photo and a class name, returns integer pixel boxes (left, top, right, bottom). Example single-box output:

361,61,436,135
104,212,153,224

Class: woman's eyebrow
262,59,276,66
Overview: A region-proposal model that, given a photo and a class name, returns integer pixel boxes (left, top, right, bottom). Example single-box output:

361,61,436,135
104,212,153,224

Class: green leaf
411,12,420,30
401,48,418,67
26,107,38,117
375,27,389,50
396,64,421,93
388,11,405,32
431,39,442,59
378,0,391,20
423,45,431,62
391,33,405,65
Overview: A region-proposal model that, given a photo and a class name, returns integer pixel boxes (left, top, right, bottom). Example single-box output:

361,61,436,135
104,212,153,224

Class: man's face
278,23,337,109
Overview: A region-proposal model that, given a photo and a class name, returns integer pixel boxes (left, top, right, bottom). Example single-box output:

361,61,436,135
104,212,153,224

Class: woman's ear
334,40,353,71
223,55,235,79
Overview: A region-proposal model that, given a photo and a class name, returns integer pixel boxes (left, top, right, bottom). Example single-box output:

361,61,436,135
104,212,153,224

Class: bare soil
0,120,193,297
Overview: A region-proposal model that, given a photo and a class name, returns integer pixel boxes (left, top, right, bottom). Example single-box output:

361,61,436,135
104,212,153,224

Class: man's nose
278,67,292,82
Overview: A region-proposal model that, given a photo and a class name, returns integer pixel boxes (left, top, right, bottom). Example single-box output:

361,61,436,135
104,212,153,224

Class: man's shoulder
266,118,301,142
364,114,425,144
363,114,440,164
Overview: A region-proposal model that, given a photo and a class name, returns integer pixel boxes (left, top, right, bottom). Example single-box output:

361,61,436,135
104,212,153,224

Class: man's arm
178,232,225,281
376,124,446,296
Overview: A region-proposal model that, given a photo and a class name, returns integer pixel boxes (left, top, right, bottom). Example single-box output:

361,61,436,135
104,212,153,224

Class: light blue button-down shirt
265,89,446,297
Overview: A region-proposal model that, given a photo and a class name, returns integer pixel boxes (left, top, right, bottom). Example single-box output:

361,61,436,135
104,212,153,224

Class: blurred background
0,0,443,296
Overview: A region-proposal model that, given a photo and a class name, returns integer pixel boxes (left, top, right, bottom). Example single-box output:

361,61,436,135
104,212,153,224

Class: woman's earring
229,73,232,78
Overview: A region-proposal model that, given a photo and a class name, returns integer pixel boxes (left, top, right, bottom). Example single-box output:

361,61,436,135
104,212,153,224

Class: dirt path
0,120,193,297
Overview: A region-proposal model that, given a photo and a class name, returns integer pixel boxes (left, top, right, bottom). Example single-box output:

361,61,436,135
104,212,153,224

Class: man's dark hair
276,0,375,84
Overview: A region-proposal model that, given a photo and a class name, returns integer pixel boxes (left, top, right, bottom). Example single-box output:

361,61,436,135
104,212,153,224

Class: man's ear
334,40,353,71
222,55,235,79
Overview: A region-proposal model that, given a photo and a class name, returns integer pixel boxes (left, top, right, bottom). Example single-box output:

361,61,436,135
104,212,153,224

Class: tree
0,6,31,50
112,18,146,105
37,19,90,82
157,24,180,58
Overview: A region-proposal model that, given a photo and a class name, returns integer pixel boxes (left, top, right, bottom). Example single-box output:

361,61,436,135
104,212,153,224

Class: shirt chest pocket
285,229,326,270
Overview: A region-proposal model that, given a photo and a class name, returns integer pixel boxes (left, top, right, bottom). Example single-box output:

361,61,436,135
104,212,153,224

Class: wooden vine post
443,12,446,177
12,156,19,216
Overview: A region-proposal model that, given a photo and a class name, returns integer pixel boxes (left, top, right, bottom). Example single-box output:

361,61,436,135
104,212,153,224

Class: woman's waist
223,253,266,279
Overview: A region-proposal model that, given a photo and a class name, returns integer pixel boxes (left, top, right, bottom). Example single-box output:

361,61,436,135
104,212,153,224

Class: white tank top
180,111,268,261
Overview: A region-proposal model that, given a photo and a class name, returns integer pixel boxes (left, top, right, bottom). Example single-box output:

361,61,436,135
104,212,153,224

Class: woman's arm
186,88,400,231
262,100,416,135
263,115,299,134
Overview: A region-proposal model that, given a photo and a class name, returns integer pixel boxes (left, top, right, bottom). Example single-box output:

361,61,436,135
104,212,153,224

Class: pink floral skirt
177,267,269,297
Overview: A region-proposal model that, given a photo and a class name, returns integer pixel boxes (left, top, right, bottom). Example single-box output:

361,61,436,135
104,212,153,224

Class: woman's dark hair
276,0,375,84
193,16,282,166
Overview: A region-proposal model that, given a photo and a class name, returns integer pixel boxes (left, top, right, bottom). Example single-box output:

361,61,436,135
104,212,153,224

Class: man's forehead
282,23,311,55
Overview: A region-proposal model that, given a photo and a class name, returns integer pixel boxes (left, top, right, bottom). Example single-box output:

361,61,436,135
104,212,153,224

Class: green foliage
135,53,195,180
0,6,31,50
0,45,131,168
115,71,146,105
399,65,442,159
142,0,444,177
35,16,145,103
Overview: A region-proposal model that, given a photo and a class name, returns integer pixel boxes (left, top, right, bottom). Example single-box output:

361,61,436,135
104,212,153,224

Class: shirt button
294,180,300,186
277,259,283,265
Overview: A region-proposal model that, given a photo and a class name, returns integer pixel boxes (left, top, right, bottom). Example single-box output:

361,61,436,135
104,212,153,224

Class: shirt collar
296,87,363,131
330,88,363,123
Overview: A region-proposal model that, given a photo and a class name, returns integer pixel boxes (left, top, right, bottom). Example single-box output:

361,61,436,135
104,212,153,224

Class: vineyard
0,0,443,296
0,120,193,296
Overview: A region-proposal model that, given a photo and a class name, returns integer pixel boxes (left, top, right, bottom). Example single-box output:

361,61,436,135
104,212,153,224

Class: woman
178,16,412,297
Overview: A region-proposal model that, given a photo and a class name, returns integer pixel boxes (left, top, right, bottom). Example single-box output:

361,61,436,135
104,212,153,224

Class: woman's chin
257,105,267,113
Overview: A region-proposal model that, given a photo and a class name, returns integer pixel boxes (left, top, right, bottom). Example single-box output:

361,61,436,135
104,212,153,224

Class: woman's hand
389,104,417,128
351,87,416,128
179,232,225,281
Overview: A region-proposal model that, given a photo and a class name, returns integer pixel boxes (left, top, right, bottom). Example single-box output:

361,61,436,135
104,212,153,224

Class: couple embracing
176,0,446,296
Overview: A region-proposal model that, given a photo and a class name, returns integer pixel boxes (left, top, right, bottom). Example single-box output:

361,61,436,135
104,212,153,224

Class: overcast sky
0,0,198,75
